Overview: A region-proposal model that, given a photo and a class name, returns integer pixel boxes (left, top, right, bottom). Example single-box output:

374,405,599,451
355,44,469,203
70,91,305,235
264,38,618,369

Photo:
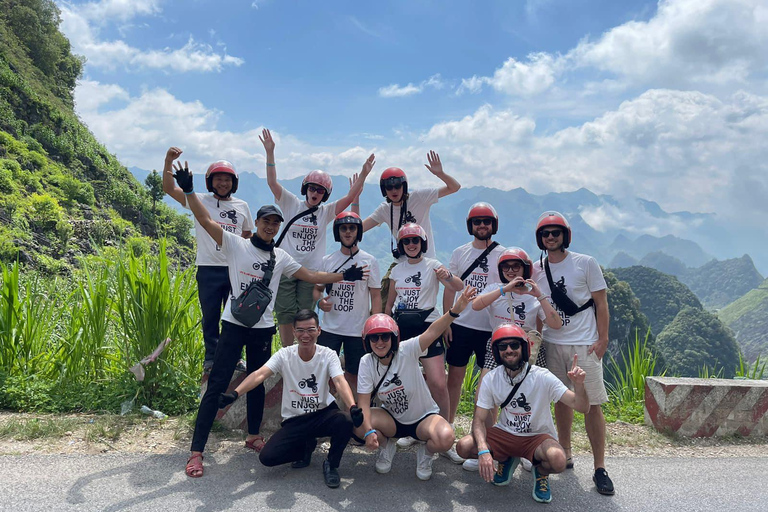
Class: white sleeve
264,348,285,375
369,202,389,226
357,356,374,394
242,204,255,231
448,248,460,275
476,372,497,410
278,250,302,278
328,350,344,379
586,257,607,292
367,257,381,289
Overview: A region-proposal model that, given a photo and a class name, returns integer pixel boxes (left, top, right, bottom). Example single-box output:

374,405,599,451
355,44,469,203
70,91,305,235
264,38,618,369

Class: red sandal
245,435,266,453
186,453,204,478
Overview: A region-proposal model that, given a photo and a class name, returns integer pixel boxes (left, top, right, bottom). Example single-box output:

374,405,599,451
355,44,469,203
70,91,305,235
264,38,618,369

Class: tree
144,170,164,214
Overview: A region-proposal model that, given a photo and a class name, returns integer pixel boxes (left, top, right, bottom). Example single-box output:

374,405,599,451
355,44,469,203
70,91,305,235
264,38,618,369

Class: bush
28,192,64,230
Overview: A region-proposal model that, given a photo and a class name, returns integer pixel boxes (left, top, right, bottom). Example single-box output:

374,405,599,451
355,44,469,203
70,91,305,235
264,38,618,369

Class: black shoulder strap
370,359,392,407
325,251,358,294
389,199,408,256
460,242,500,281
260,250,277,287
544,257,594,313
275,206,319,248
500,364,531,410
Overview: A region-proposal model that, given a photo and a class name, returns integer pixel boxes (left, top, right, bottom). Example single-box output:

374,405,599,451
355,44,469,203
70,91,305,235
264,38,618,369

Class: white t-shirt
533,251,606,345
276,189,338,270
488,293,544,332
319,249,381,337
358,338,440,424
449,242,505,331
219,230,302,329
183,194,254,266
265,344,344,420
477,365,568,438
389,257,443,322
369,188,439,262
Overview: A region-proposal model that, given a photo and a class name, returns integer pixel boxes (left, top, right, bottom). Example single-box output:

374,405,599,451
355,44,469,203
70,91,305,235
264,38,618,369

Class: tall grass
606,329,661,407
457,354,481,415
735,353,766,380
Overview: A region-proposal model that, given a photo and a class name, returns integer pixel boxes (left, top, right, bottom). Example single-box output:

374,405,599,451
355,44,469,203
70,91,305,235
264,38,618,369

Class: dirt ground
1,411,766,458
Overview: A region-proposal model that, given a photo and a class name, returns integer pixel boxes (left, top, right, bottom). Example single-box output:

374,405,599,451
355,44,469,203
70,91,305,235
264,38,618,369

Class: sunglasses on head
497,340,522,352
471,218,493,226
307,184,326,195
500,262,523,272
369,333,392,342
401,237,421,246
541,229,562,238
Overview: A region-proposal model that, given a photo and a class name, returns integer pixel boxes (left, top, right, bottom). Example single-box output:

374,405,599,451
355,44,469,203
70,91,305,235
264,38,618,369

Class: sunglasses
294,327,319,335
541,229,562,238
339,225,358,232
497,340,522,352
385,182,403,191
500,262,523,272
307,184,327,195
401,237,422,246
368,333,392,342
471,218,493,226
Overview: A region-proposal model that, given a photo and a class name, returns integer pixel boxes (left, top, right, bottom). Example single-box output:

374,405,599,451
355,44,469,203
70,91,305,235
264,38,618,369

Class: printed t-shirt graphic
369,188,439,261
276,190,338,270
183,194,254,265
448,242,506,331
265,344,344,420
320,249,381,337
389,258,443,322
488,293,544,331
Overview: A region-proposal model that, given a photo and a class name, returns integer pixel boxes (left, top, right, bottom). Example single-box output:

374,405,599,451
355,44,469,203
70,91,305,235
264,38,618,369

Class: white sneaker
375,441,398,474
462,458,479,472
397,436,418,448
440,445,465,464
521,458,532,472
416,444,435,481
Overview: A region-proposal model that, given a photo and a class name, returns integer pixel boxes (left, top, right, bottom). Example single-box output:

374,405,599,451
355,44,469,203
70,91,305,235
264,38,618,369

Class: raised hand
425,150,443,176
567,355,586,385
259,128,275,154
318,296,333,313
342,264,370,282
362,153,376,175
173,161,194,193
165,147,182,163
453,285,477,313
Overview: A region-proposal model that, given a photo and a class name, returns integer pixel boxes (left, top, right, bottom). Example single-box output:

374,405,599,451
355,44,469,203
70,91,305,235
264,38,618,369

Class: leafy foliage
718,278,768,361
680,255,764,310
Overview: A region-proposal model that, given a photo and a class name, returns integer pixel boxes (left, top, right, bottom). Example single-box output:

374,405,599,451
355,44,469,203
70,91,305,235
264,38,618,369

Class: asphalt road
1,452,766,511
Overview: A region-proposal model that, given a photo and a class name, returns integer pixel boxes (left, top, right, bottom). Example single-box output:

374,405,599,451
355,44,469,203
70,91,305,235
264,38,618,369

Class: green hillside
718,278,768,361
680,255,764,310
0,0,193,271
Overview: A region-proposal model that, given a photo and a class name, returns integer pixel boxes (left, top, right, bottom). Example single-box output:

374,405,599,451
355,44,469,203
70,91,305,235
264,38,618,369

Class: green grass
0,417,80,440
718,279,768,325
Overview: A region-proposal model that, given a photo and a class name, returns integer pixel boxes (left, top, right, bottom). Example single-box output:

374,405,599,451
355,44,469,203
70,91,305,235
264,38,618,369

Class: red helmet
362,314,400,354
535,211,571,250
466,202,499,235
497,247,532,282
301,170,333,202
379,167,408,199
397,222,428,256
332,211,363,243
205,160,239,195
491,323,530,366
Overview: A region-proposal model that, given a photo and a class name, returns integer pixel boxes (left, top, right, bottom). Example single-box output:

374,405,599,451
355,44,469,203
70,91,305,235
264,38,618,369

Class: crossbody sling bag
324,251,358,295
275,205,319,248
543,257,594,317
500,364,532,409
460,242,500,281
230,250,276,327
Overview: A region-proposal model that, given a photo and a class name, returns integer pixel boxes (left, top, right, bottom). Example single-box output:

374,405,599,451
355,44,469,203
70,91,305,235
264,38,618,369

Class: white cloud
378,74,445,98
59,1,243,73
459,53,561,96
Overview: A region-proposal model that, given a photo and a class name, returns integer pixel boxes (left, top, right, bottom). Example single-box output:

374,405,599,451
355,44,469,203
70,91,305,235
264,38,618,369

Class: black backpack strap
500,364,531,409
275,206,319,248
460,241,500,281
389,199,409,256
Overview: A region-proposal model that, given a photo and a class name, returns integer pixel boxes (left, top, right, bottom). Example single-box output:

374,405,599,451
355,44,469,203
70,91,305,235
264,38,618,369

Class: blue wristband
266,163,275,167
477,449,490,457
364,429,376,439
499,284,505,296
183,190,194,195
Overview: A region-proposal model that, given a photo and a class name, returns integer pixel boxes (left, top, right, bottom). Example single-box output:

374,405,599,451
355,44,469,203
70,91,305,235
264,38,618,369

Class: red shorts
486,426,554,463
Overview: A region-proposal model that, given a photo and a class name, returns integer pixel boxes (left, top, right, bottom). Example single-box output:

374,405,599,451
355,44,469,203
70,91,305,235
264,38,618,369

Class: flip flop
245,435,266,453
186,453,204,478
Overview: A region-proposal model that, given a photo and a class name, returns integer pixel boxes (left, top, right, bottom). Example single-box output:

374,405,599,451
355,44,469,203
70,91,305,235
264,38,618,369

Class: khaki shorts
544,341,608,405
274,275,316,325
379,261,398,308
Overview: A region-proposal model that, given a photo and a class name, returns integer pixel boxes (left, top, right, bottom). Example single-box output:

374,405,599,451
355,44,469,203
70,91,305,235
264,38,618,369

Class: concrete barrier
644,376,768,437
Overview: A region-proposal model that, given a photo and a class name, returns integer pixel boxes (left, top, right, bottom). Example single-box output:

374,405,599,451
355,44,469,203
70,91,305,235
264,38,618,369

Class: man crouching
456,324,589,503
219,309,363,488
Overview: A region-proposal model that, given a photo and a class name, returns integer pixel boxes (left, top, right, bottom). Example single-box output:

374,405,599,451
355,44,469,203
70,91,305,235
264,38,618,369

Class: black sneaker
593,468,615,495
322,460,340,488
235,359,247,373
203,360,214,374
291,439,317,469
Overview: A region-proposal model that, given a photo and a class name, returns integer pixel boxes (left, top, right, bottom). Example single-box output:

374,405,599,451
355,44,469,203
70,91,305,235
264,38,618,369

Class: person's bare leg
421,356,450,419
446,364,467,424
279,323,294,348
554,401,573,460
585,404,606,469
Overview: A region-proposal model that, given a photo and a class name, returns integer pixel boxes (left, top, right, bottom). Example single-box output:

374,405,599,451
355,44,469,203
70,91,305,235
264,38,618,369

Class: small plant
735,353,766,380
698,363,725,379
456,354,481,416
606,328,661,407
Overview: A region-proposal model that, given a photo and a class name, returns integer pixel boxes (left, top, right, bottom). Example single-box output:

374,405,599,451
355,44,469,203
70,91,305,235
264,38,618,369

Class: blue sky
59,0,768,241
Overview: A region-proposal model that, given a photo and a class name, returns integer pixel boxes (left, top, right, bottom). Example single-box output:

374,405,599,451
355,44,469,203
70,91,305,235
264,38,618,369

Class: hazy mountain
718,278,768,361
679,255,765,310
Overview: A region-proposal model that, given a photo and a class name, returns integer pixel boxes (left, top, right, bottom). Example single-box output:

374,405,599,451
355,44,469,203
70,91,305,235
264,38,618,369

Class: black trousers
191,321,275,453
196,266,231,362
259,402,353,469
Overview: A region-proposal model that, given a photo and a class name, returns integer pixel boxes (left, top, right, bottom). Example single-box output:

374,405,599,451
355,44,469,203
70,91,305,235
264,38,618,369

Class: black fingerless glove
174,164,194,193
342,264,364,282
350,405,364,428
218,390,239,409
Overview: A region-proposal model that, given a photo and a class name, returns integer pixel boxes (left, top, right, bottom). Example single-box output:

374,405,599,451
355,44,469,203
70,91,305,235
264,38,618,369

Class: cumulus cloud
60,0,243,73
378,74,445,98
459,53,561,96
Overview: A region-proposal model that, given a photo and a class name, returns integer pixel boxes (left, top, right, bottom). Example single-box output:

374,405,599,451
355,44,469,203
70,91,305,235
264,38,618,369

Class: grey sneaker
375,441,398,474
397,436,418,448
462,458,479,472
521,458,532,472
416,444,435,481
440,445,465,464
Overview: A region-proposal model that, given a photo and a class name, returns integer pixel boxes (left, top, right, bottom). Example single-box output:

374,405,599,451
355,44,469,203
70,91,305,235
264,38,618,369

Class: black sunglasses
500,262,523,272
471,218,493,226
307,184,326,194
401,236,421,246
541,229,562,238
368,333,392,342
497,340,522,352
385,182,403,191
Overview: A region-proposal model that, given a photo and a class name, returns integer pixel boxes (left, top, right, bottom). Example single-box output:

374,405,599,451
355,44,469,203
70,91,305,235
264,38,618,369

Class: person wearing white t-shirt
162,147,254,372
260,129,374,348
314,211,381,399
357,286,476,480
385,223,463,426
531,211,614,496
355,151,461,306
174,165,369,480
456,324,589,504
219,310,364,489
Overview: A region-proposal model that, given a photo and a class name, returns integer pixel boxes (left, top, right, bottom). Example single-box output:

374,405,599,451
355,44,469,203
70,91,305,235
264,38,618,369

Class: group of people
162,129,615,501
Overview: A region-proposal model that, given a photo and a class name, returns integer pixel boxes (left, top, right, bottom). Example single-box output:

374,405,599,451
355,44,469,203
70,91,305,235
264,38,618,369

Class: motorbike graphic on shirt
299,373,318,393
290,373,321,414
220,210,239,224
504,392,532,433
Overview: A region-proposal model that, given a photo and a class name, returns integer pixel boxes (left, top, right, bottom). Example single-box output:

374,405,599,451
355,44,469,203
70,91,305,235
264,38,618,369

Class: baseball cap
256,204,284,221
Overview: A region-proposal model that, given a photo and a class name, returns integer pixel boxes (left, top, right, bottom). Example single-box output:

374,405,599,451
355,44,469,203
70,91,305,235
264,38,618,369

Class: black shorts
383,409,438,440
396,321,444,359
317,331,365,375
445,323,491,367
